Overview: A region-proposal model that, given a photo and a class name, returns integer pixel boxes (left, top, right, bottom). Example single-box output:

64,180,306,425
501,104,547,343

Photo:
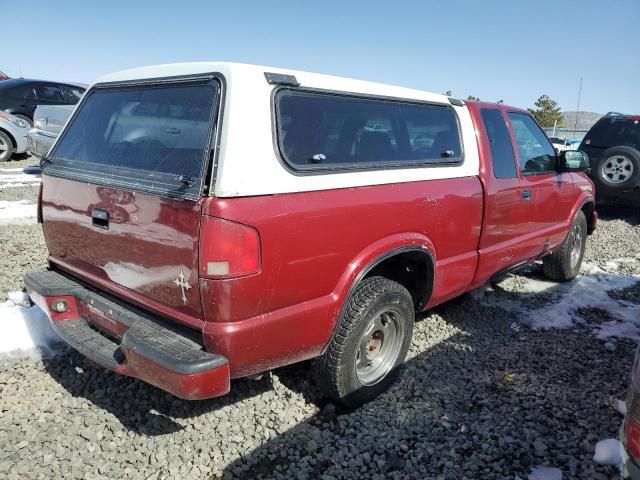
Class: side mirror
558,150,590,173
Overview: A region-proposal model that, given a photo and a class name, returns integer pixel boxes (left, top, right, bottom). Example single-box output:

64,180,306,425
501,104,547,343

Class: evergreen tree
528,95,564,128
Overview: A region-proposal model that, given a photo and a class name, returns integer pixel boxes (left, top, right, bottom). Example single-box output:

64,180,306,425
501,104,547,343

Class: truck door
507,112,575,251
472,107,541,286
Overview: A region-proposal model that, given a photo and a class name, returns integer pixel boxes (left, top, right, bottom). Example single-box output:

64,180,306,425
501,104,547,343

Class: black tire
315,276,414,408
0,130,14,162
13,114,33,128
543,211,587,282
593,146,640,193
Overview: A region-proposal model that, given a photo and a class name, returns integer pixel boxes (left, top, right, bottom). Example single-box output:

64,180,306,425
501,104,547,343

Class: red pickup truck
25,63,596,407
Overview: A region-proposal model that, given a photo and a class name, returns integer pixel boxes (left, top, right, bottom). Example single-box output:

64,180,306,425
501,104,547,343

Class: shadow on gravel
41,352,274,435
597,203,640,225
37,272,635,478
221,291,635,479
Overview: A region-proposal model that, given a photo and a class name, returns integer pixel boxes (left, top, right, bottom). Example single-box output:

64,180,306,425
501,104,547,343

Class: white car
0,111,30,161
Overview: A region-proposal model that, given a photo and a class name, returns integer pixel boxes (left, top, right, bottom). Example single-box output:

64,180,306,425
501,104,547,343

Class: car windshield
50,83,217,180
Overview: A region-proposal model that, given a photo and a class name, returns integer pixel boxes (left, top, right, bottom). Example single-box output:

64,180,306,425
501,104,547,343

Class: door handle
92,208,109,229
521,190,532,201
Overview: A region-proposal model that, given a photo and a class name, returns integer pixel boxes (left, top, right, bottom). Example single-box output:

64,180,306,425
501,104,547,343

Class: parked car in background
27,104,74,159
621,346,640,479
0,111,30,161
567,139,582,150
25,63,595,407
579,112,640,197
549,136,569,152
0,79,86,127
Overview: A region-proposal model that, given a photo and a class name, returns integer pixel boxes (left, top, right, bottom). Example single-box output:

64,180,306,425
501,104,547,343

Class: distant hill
561,111,602,131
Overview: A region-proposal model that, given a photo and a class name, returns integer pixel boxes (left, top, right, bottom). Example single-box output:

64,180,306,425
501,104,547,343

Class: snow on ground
525,263,640,340
487,262,640,342
0,200,37,225
528,465,563,480
0,293,62,359
593,438,623,468
0,172,41,187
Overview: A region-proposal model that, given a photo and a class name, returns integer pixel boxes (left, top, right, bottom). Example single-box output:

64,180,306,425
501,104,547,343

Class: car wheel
315,276,414,408
543,211,587,282
594,146,640,192
0,131,14,162
13,114,33,128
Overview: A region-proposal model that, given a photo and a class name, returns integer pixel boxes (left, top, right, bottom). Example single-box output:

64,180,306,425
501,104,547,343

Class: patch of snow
524,263,640,340
617,399,627,416
605,261,620,272
593,438,622,468
0,301,63,359
0,167,25,172
0,200,37,225
528,465,562,480
7,290,29,306
0,173,41,186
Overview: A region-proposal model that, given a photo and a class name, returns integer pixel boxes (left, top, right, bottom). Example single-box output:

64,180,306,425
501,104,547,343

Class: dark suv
0,79,86,127
579,113,640,199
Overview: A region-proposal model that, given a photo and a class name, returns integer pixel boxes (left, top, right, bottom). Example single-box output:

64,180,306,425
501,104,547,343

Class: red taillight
626,415,640,459
199,217,261,279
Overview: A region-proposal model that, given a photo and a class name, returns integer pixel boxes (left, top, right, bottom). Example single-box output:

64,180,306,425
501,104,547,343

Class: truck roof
94,62,451,105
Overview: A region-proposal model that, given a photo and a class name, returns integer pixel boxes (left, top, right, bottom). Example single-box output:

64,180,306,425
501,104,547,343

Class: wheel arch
580,199,596,234
0,127,17,149
322,237,436,354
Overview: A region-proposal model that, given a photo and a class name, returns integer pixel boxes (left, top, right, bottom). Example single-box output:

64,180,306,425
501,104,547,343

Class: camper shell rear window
46,78,220,200
274,89,463,172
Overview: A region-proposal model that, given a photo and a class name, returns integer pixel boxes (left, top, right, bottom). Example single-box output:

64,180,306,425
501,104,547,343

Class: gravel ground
0,167,637,479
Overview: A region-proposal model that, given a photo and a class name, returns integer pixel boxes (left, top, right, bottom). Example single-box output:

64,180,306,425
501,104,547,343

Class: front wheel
543,211,587,281
0,131,14,162
315,276,414,408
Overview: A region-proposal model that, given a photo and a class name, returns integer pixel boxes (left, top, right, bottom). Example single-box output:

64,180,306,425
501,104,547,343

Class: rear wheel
315,276,414,408
543,211,587,281
594,146,640,192
0,131,14,162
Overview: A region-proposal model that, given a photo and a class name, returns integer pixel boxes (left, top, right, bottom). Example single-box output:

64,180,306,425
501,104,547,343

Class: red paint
465,102,595,289
28,289,230,400
41,178,205,330
34,101,595,399
118,349,230,401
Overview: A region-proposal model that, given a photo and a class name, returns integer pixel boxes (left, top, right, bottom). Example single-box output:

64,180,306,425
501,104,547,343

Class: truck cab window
508,113,556,175
480,108,517,178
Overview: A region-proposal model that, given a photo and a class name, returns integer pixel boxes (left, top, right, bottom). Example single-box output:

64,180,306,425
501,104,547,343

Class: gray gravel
0,171,637,479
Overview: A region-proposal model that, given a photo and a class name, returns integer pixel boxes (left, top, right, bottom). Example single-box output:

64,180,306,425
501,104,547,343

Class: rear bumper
26,128,55,158
24,270,230,400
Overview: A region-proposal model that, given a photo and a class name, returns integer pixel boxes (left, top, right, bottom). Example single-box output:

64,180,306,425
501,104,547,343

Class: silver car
0,111,30,161
27,104,74,159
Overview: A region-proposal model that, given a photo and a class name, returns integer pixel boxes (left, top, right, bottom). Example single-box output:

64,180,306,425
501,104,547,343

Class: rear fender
321,233,436,352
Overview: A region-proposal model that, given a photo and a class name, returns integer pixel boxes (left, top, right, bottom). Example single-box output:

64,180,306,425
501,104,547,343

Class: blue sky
4,0,639,113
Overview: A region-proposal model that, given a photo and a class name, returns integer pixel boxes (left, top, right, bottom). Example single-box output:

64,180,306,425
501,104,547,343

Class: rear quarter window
275,90,463,171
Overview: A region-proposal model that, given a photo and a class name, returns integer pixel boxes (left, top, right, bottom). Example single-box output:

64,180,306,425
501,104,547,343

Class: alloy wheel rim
601,155,633,184
0,137,8,161
570,223,582,268
355,308,404,386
